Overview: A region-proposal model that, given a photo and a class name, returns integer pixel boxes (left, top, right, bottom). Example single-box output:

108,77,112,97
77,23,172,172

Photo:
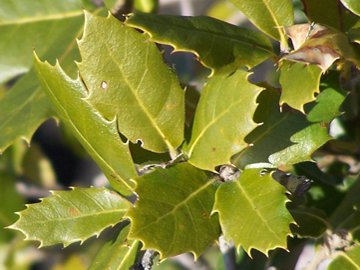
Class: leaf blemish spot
101,81,108,90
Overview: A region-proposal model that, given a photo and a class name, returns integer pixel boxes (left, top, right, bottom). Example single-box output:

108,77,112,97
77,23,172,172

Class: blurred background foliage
1,0,360,269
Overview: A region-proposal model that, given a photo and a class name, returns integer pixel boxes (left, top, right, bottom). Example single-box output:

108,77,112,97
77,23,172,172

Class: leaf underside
213,169,294,255
9,187,131,247
127,162,220,259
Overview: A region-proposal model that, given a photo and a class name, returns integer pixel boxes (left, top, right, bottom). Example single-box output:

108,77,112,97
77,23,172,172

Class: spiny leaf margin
8,187,131,248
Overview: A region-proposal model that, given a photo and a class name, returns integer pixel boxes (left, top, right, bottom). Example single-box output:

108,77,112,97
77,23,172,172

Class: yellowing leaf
77,12,184,155
185,69,263,171
213,169,294,255
127,163,220,259
282,24,360,71
9,187,130,247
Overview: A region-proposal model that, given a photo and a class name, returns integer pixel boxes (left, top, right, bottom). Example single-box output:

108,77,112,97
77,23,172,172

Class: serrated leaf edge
211,172,296,257
7,187,129,248
126,178,217,260
34,53,137,192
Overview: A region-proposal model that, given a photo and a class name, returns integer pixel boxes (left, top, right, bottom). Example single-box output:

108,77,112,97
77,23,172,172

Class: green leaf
0,174,24,243
302,0,358,31
77,12,184,155
0,71,53,153
0,1,84,153
0,0,84,83
228,0,294,43
330,179,360,231
126,13,274,71
289,207,329,238
34,55,137,196
213,169,294,255
268,123,331,166
340,0,360,16
127,163,220,259
306,74,347,123
328,246,360,270
89,226,140,270
279,61,322,112
185,70,263,171
232,89,331,168
8,187,130,247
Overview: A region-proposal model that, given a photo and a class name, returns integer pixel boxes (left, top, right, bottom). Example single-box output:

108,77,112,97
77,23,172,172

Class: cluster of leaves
2,0,360,269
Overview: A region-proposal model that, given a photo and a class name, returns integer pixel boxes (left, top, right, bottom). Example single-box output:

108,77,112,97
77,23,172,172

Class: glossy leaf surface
306,76,346,123
232,89,331,168
0,0,83,83
9,187,130,247
279,61,322,112
127,163,220,258
340,0,360,16
77,12,184,154
126,13,274,71
34,56,137,195
213,169,293,255
185,70,263,171
229,0,294,42
89,226,139,270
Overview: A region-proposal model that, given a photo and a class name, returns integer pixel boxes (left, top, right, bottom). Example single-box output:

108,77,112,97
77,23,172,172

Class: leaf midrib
187,90,259,157
132,179,215,235
235,180,283,242
104,41,175,152
20,208,127,225
128,17,275,56
37,65,134,192
0,10,83,26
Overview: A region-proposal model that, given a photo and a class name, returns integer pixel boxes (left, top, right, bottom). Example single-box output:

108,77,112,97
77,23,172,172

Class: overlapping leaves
127,163,220,258
77,12,184,155
35,56,137,195
89,226,139,270
0,0,83,83
232,89,331,169
229,0,294,44
0,0,84,153
9,187,130,247
213,169,294,255
126,13,274,71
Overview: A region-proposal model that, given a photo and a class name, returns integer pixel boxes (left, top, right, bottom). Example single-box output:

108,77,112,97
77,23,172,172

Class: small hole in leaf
101,81,108,90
